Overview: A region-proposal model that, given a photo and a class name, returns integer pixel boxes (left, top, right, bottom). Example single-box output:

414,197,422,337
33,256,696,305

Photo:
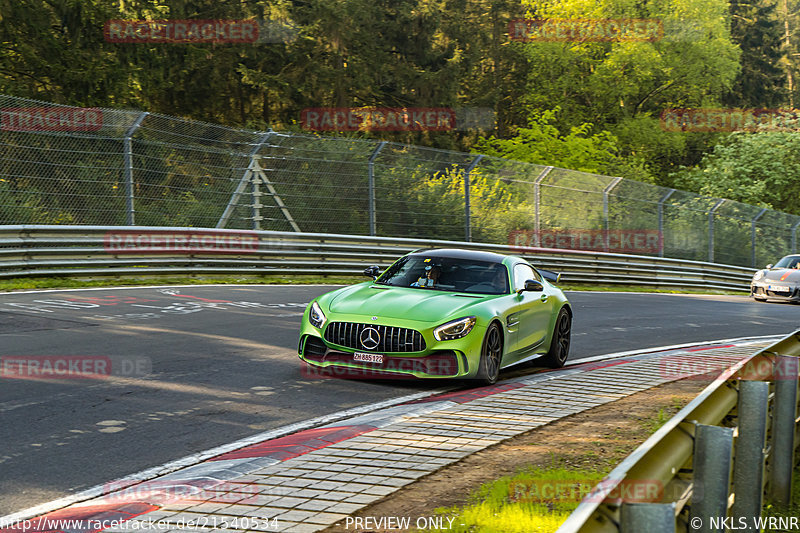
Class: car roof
407,248,513,264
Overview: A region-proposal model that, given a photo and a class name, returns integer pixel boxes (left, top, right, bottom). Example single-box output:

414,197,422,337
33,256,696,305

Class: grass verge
0,275,746,296
0,274,357,292
763,464,800,532
560,283,746,296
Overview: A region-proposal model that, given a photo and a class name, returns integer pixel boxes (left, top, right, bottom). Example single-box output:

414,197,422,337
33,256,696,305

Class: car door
505,263,555,362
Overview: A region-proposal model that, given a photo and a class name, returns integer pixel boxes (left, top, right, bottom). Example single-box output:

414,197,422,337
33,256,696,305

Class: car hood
762,269,800,283
327,283,491,322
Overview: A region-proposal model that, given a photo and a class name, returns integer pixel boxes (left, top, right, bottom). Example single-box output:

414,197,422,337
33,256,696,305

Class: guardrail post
690,424,734,533
751,208,767,268
708,200,725,263
368,142,387,236
769,356,799,505
621,503,675,533
657,189,675,258
603,177,623,252
533,166,553,235
123,112,149,225
464,155,484,242
732,380,769,523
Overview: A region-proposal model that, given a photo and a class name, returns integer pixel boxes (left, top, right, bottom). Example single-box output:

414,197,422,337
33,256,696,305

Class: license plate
353,352,383,364
769,285,791,293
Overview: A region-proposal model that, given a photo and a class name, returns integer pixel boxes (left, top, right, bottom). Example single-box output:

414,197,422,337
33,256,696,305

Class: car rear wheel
541,307,571,368
476,322,503,385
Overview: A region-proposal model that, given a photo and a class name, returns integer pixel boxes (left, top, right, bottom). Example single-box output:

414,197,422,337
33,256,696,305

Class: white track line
0,284,344,295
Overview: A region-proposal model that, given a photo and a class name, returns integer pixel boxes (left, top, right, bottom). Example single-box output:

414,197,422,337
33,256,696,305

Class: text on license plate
769,285,791,292
353,352,384,364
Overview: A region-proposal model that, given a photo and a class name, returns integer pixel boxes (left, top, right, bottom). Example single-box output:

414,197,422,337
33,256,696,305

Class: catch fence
0,94,798,268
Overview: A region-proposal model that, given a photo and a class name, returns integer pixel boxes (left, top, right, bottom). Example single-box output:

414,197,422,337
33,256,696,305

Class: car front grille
324,322,426,353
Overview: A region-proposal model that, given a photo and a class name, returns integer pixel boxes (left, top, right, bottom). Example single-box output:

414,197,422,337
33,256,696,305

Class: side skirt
500,335,546,369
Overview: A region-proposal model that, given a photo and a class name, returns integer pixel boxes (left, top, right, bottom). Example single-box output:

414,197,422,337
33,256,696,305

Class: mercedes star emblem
359,327,381,350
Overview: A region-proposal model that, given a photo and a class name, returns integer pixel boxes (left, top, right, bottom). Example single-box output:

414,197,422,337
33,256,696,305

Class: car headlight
309,301,327,329
434,317,477,341
753,270,764,281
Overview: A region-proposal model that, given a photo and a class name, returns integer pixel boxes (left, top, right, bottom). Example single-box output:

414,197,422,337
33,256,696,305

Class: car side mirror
518,279,543,294
765,264,773,269
364,265,382,279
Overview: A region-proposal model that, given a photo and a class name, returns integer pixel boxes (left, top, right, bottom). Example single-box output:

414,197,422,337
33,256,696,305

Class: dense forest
0,0,799,215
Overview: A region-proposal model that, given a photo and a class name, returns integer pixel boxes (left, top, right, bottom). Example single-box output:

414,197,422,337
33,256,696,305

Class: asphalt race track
1,285,799,515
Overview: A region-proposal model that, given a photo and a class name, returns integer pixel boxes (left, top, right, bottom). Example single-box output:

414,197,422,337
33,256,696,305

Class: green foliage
514,0,741,184
520,0,740,122
473,109,620,175
672,130,800,215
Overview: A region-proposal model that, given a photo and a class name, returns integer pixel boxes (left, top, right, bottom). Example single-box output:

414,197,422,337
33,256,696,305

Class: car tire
753,297,767,302
541,307,571,369
476,321,503,385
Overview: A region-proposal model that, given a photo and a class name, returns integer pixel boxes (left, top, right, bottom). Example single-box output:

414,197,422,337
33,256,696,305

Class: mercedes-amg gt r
297,248,571,384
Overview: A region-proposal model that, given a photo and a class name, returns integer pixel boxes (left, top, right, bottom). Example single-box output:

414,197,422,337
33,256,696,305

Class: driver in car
411,265,441,287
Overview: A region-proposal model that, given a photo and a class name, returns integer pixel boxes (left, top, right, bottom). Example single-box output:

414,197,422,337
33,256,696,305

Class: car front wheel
476,322,503,385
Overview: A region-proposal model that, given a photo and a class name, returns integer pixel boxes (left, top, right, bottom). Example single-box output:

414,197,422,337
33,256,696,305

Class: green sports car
297,248,572,384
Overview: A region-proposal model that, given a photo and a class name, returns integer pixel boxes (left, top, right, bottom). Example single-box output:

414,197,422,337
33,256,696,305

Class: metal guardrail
0,225,755,291
557,330,800,533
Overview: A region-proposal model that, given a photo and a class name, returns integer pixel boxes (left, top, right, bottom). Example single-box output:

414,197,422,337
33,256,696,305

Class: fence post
368,142,387,237
769,356,799,506
731,380,769,524
464,155,484,242
123,112,149,226
690,424,734,533
533,166,553,235
217,131,273,229
657,189,675,258
708,200,725,263
603,177,623,252
751,208,767,268
792,219,800,254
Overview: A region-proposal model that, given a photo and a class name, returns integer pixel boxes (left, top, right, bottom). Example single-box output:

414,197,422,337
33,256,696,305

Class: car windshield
376,256,509,295
774,256,800,268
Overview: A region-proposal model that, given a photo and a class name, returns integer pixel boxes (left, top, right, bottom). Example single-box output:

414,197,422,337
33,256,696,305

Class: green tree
473,108,621,175
722,0,786,107
672,130,800,215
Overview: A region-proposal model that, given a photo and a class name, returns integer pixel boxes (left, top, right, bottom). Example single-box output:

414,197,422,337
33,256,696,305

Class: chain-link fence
1,93,798,268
